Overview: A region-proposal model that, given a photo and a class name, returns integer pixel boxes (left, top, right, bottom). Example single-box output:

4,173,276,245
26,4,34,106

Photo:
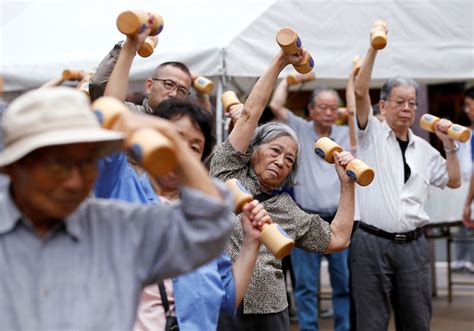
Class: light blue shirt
287,112,350,213
0,170,234,330
0,98,9,189
94,152,236,330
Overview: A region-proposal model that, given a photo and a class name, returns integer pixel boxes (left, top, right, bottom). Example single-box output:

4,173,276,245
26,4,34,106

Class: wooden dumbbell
116,10,164,36
62,70,84,81
138,36,159,58
221,91,241,111
336,107,349,123
419,114,471,143
91,96,177,177
225,179,295,259
193,76,214,95
286,72,316,86
313,137,375,186
276,27,315,74
371,20,388,50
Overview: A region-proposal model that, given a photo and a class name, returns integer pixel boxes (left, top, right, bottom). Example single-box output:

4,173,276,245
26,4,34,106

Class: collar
312,122,336,140
381,120,416,148
0,188,82,241
0,188,22,234
142,98,154,115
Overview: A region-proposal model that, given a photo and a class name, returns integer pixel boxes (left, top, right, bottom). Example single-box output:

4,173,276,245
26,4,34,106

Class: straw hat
0,87,124,167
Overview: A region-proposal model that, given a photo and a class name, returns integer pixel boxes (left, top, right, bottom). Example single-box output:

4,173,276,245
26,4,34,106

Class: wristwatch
444,142,459,153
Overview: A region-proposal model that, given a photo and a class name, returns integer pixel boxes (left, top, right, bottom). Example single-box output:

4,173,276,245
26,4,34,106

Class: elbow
447,177,461,189
354,89,366,101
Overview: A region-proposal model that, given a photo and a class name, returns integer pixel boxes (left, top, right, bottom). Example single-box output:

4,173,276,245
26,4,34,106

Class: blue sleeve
217,253,236,314
94,152,127,199
94,152,154,203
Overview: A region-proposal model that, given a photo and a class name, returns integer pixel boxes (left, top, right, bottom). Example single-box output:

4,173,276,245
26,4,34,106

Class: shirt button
42,288,49,296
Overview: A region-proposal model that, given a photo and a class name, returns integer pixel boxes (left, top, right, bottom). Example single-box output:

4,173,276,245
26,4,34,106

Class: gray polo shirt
0,182,234,330
287,111,350,214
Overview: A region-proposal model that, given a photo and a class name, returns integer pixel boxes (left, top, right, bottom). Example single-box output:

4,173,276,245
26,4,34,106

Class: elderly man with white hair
0,87,235,330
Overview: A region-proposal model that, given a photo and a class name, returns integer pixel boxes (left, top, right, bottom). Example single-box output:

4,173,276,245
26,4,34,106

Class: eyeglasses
386,99,418,110
151,78,190,98
26,155,98,181
316,104,339,112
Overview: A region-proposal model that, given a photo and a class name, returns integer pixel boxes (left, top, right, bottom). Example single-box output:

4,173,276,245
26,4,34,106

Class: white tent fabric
2,0,473,92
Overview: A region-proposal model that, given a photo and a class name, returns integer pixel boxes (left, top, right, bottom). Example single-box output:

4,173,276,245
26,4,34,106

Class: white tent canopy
2,0,473,93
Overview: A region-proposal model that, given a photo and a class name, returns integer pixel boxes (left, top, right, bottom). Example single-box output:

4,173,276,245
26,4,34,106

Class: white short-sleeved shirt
356,114,449,232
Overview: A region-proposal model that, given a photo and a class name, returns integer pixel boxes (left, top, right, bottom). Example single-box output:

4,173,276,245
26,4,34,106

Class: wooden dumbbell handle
419,114,471,143
224,179,295,259
313,137,375,186
221,91,241,111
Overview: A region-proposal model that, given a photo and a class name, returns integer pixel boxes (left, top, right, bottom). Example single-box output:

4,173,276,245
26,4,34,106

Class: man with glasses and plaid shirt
352,31,461,330
89,30,210,114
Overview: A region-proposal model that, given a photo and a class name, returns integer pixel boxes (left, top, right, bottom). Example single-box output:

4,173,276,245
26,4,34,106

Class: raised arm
354,47,378,130
232,200,271,306
346,61,359,153
229,50,304,153
269,77,290,122
39,76,65,89
112,110,223,201
104,28,151,102
323,151,356,252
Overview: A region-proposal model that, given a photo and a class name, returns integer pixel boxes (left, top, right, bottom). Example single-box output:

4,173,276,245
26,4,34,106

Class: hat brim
0,127,125,167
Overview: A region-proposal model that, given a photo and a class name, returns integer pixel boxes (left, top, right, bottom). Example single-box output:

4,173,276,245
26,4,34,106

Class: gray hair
250,122,299,188
380,77,420,101
308,86,341,109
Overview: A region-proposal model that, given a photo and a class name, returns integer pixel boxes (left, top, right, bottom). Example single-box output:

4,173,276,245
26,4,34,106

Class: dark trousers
218,306,290,331
350,229,431,331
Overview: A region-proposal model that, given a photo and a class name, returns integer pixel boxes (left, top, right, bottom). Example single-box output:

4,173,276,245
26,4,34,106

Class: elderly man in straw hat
0,87,235,329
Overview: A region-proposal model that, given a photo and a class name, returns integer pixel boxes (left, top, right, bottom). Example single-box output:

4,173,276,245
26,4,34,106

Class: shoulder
412,134,438,154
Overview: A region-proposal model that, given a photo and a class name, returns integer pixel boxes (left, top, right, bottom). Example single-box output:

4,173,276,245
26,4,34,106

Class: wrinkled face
379,86,417,133
250,136,297,191
308,91,339,128
5,143,100,222
155,115,205,192
464,96,474,123
146,65,192,108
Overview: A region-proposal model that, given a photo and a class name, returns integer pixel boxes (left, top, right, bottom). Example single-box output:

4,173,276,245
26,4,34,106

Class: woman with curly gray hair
210,48,356,331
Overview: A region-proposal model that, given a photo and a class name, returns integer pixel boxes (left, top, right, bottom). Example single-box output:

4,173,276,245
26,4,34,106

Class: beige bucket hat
0,87,124,167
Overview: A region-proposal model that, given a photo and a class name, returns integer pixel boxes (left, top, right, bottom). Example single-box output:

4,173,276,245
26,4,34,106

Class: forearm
104,41,136,102
269,78,289,121
230,53,288,152
355,47,378,129
40,77,64,89
465,174,474,206
346,76,357,152
445,149,461,188
177,151,223,201
232,237,260,306
325,183,355,253
243,53,287,122
195,93,212,113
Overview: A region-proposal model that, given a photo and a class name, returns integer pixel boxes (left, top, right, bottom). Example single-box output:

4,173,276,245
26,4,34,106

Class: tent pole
216,78,224,145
